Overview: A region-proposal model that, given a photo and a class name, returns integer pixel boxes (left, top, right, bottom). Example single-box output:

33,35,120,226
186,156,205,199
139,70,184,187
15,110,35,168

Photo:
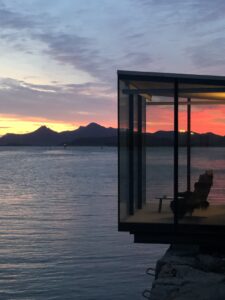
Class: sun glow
0,115,79,136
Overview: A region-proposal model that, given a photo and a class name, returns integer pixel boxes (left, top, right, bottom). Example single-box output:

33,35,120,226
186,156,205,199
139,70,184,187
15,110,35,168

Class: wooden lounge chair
170,170,213,219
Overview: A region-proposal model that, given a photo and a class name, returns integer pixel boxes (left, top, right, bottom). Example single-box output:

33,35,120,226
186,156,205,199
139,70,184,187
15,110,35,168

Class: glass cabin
118,70,225,245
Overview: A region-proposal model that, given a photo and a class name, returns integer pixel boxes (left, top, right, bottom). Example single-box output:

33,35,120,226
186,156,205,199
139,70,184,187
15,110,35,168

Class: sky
0,0,225,135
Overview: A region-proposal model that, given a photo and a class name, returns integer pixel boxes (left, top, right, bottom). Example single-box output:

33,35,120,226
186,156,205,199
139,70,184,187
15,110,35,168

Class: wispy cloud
37,32,113,83
0,0,225,130
187,38,225,71
0,1,156,84
0,77,116,125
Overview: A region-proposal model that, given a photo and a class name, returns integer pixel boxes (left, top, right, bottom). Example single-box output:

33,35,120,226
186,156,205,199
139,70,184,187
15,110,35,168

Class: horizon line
0,122,224,138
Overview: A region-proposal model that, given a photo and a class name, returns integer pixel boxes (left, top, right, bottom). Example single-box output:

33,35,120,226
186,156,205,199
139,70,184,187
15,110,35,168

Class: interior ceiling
129,81,225,101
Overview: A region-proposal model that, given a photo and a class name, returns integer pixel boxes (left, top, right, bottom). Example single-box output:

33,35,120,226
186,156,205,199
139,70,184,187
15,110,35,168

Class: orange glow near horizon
0,105,225,137
0,114,117,136
0,115,79,136
146,106,225,136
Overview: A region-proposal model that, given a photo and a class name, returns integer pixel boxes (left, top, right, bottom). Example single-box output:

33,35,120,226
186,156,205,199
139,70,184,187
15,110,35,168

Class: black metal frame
137,95,143,209
187,98,191,193
118,70,225,245
129,94,134,215
118,70,225,86
174,80,179,227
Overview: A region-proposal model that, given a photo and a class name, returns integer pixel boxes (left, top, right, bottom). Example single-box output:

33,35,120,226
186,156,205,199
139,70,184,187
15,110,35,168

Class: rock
148,245,225,300
196,254,225,273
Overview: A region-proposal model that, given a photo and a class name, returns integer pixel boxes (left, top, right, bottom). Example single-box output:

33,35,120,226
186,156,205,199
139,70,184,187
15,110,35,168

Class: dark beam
123,87,225,95
146,101,225,105
174,80,179,227
187,98,191,193
137,95,143,209
129,95,134,215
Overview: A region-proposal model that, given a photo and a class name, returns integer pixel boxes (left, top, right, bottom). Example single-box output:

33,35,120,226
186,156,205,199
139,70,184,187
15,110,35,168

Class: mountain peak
86,122,104,129
35,126,54,133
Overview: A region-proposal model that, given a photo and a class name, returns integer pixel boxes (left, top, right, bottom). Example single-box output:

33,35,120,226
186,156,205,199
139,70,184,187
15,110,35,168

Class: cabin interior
118,71,225,237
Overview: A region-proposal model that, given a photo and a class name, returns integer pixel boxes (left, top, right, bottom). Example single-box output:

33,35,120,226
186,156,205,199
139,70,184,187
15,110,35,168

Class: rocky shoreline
147,245,225,300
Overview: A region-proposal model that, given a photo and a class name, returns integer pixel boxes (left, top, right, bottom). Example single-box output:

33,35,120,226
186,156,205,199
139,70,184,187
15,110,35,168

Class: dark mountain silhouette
73,122,116,137
0,123,224,146
146,131,225,147
0,123,117,146
0,126,60,146
68,123,117,146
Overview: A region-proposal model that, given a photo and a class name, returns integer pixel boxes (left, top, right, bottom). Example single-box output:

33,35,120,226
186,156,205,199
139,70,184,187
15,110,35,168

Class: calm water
0,147,167,300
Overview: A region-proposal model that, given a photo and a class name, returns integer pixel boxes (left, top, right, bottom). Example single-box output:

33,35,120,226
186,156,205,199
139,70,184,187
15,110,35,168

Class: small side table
156,196,173,213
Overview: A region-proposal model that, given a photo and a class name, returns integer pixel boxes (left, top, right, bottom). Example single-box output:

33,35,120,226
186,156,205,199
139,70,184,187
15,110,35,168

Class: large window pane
119,80,130,221
178,82,225,225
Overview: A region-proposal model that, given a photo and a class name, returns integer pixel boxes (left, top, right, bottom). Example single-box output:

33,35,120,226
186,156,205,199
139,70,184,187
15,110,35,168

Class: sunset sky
0,0,225,135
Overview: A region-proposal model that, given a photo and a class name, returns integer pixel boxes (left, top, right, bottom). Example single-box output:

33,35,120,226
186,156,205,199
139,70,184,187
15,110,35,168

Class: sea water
0,147,167,300
0,147,224,299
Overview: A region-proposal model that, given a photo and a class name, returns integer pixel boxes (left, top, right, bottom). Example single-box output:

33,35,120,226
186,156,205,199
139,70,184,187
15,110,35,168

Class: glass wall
119,78,175,224
119,73,225,230
177,82,225,225
118,81,146,221
146,91,174,224
118,80,130,221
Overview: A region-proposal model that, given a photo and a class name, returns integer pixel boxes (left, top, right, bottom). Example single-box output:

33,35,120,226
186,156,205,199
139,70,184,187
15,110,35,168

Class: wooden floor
125,200,225,225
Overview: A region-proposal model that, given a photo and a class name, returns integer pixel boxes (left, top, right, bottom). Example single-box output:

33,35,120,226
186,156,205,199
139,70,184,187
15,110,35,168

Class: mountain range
0,122,224,146
0,123,117,146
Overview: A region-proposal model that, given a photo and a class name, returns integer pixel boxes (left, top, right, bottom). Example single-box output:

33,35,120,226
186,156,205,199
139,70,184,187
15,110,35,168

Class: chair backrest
193,171,213,201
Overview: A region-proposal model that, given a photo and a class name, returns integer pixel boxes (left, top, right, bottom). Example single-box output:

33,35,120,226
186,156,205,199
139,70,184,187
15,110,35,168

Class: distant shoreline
1,145,225,148
0,123,224,147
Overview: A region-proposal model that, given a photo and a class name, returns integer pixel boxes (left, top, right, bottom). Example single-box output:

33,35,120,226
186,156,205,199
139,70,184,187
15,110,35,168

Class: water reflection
0,147,166,300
